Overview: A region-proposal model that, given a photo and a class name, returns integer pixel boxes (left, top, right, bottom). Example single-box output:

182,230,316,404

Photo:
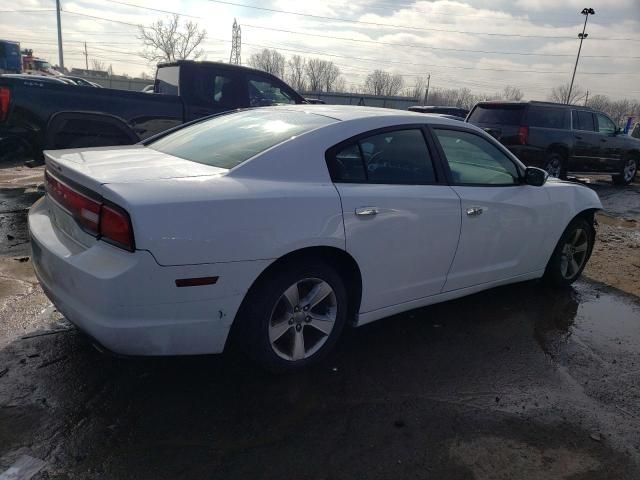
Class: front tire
543,152,566,179
612,157,637,186
237,259,348,373
543,217,595,287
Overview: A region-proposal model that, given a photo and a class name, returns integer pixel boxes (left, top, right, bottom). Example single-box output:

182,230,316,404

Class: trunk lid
44,145,227,192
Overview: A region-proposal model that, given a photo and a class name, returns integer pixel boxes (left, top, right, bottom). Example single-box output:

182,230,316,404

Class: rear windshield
468,105,525,125
148,110,336,169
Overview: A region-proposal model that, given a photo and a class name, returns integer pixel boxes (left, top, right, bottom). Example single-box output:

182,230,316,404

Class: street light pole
567,7,595,104
56,0,64,70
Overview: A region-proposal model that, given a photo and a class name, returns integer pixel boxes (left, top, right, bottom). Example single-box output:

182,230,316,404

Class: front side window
434,129,519,185
573,110,596,132
329,129,436,184
248,76,297,107
596,113,616,135
149,110,335,169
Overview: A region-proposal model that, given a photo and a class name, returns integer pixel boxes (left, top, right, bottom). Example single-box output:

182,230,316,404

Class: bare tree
549,83,585,104
406,76,429,101
91,59,106,71
501,86,524,101
305,58,342,92
286,55,306,91
364,70,404,96
139,14,206,64
248,49,286,79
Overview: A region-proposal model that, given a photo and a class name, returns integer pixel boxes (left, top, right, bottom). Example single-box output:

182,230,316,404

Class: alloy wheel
623,159,637,183
545,158,562,178
268,278,338,361
559,228,589,279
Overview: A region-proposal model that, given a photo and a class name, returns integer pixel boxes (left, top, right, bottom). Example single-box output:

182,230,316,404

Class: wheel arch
547,143,569,159
231,246,363,334
45,111,139,150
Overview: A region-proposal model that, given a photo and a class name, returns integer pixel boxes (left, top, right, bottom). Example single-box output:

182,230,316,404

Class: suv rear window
467,105,525,125
148,110,336,169
526,107,569,129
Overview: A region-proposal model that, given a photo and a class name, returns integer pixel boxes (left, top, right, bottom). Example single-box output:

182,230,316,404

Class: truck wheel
612,157,637,186
543,216,595,287
237,259,348,373
543,153,566,179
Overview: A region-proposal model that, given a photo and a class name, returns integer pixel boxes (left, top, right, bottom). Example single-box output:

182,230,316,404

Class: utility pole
567,7,595,104
423,74,430,105
56,0,64,70
229,19,241,65
584,90,589,106
83,42,88,70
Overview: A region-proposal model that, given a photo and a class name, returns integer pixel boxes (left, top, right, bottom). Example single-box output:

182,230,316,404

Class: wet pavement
0,164,639,479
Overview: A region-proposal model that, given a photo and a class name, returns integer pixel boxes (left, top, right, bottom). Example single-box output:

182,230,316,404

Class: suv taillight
517,126,529,145
0,87,10,122
45,170,135,251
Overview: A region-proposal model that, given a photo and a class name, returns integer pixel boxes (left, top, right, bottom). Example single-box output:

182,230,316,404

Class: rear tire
611,157,637,186
543,152,566,179
543,217,595,287
236,259,348,373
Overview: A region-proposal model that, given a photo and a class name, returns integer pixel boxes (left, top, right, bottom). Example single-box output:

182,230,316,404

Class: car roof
269,104,465,124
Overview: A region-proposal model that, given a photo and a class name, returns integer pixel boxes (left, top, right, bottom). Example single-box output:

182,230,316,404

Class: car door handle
355,207,379,216
466,207,483,217
601,138,607,142
574,135,582,140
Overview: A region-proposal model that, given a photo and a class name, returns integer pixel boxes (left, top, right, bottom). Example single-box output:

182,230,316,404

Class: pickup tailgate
44,145,226,192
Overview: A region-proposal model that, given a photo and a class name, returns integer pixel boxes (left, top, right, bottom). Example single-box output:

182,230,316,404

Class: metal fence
80,75,151,91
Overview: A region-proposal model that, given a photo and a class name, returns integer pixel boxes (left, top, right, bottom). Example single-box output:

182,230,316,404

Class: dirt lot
0,164,639,479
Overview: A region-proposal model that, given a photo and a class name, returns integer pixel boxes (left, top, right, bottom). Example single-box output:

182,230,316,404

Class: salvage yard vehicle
467,101,640,185
29,106,602,371
0,60,305,162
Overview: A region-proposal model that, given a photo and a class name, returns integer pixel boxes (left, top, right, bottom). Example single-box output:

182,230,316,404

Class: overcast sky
2,0,639,100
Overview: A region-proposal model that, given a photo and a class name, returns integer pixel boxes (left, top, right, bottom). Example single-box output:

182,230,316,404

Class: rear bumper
29,196,269,356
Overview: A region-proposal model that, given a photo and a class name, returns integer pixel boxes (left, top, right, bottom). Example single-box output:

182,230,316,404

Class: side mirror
524,166,548,187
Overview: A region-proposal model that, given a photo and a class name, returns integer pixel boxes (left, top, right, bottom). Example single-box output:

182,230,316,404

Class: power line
238,40,637,76
242,24,640,60
62,9,141,28
205,0,640,42
97,0,200,18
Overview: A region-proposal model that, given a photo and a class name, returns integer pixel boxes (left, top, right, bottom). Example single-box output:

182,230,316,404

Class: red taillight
517,126,529,145
100,204,134,251
45,170,101,235
45,170,134,251
0,87,10,122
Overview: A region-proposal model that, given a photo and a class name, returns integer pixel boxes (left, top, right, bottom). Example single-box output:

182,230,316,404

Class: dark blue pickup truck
0,60,305,161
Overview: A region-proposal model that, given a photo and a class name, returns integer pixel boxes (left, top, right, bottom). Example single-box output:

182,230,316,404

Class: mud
0,166,639,479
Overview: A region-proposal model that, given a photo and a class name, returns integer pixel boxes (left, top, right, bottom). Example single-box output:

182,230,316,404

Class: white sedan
29,106,601,371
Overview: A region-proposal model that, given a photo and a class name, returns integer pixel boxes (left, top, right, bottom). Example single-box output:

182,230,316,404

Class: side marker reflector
175,276,219,288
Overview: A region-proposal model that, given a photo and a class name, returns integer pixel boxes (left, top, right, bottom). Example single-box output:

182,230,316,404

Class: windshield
468,104,525,125
148,109,336,169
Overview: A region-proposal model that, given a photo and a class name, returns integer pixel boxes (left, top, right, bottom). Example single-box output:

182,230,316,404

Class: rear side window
573,111,596,131
526,107,569,129
149,110,335,169
328,129,436,184
155,66,179,95
467,105,525,125
190,70,243,107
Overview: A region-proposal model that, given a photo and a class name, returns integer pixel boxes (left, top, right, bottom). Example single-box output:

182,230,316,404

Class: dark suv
467,101,640,185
